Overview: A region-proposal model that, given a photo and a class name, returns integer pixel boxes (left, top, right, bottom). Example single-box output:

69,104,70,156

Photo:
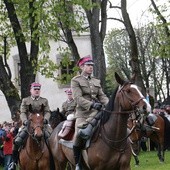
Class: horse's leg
157,143,164,162
134,155,139,166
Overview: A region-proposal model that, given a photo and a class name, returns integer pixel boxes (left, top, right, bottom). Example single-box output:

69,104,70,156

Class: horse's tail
160,114,170,150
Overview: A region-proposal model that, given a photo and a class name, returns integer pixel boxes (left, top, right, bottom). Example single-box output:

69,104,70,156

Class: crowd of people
0,121,19,170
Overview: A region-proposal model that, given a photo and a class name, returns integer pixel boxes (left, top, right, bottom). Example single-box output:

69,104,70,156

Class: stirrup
8,162,16,170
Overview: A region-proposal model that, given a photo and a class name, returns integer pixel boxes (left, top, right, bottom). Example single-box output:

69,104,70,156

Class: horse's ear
115,72,124,85
130,73,136,83
57,108,60,112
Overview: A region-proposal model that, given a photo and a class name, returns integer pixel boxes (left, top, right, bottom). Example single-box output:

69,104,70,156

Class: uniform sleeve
98,86,109,105
20,98,27,122
71,78,93,110
44,98,51,121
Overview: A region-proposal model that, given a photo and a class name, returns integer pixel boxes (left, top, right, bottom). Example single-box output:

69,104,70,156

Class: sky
107,0,154,32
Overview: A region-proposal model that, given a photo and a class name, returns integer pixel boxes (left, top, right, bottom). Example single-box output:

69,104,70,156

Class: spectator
2,125,14,170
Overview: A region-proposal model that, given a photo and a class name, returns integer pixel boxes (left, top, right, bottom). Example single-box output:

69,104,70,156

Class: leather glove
44,119,48,124
23,120,28,126
91,102,102,111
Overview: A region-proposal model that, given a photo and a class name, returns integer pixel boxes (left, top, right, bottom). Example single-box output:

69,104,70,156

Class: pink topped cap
65,88,72,95
77,55,94,67
30,82,41,89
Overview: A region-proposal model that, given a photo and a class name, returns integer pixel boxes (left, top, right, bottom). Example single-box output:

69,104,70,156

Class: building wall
0,34,92,123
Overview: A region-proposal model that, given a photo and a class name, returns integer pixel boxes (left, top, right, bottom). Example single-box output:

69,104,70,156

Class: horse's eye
126,89,131,93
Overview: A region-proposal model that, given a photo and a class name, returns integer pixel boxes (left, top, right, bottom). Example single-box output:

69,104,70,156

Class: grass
0,151,170,169
131,150,170,170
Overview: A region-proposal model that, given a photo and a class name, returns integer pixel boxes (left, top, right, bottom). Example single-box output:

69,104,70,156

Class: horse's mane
50,109,66,120
101,86,119,124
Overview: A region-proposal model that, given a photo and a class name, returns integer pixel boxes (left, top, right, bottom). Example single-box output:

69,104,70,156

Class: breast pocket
79,82,90,94
93,81,101,94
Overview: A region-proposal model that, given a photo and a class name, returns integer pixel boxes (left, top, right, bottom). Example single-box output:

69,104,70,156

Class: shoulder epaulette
72,75,81,80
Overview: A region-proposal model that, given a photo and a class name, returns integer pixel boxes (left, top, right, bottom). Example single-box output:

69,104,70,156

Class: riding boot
78,117,98,140
8,147,19,170
73,146,82,170
8,128,28,170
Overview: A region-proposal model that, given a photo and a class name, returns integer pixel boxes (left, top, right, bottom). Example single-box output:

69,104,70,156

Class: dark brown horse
19,105,51,170
128,113,165,165
49,109,66,129
49,73,151,170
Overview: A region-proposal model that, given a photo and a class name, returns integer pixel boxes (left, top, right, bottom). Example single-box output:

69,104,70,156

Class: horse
128,113,165,165
49,72,151,170
49,109,66,129
19,104,52,170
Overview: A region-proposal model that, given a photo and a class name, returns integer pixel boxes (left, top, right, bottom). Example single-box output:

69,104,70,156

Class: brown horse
128,113,165,165
49,73,151,170
19,105,51,170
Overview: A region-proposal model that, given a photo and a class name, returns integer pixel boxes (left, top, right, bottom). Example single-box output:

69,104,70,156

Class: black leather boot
73,146,82,170
78,116,99,140
8,149,18,170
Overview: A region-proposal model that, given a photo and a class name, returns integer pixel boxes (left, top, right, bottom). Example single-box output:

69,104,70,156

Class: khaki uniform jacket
20,96,50,122
61,99,76,116
71,75,109,120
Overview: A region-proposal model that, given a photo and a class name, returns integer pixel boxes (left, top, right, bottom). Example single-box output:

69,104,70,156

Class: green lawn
131,151,170,170
0,151,170,170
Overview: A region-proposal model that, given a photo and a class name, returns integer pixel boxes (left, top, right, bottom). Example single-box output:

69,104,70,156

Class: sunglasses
33,88,40,91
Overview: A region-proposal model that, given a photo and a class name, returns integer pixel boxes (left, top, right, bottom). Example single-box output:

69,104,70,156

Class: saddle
58,120,75,140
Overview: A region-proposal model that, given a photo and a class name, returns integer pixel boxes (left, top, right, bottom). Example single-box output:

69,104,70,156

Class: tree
109,0,146,94
0,0,108,117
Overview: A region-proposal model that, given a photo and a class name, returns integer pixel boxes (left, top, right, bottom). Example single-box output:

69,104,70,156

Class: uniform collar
82,74,91,80
31,96,40,100
67,98,74,103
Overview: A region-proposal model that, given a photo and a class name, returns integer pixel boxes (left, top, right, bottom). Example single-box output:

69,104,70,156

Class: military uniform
9,83,52,170
71,55,109,170
20,96,50,122
71,74,109,126
61,99,76,117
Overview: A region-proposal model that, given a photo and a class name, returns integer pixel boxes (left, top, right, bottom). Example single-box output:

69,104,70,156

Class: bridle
25,117,45,167
117,83,145,112
100,82,146,151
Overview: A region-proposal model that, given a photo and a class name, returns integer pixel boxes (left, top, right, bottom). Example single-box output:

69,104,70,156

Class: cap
65,88,72,95
77,55,94,67
30,82,41,89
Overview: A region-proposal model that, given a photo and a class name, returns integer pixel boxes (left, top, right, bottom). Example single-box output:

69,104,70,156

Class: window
56,54,76,87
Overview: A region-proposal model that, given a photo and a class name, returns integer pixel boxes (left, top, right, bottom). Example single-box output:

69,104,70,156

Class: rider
61,89,76,117
71,55,109,170
9,82,52,170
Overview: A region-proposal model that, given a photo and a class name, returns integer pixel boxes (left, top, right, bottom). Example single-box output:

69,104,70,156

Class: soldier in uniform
71,55,109,170
61,89,76,117
9,82,51,170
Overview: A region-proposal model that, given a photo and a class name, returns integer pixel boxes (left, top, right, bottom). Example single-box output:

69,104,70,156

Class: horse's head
115,72,151,114
28,104,45,140
49,108,66,129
